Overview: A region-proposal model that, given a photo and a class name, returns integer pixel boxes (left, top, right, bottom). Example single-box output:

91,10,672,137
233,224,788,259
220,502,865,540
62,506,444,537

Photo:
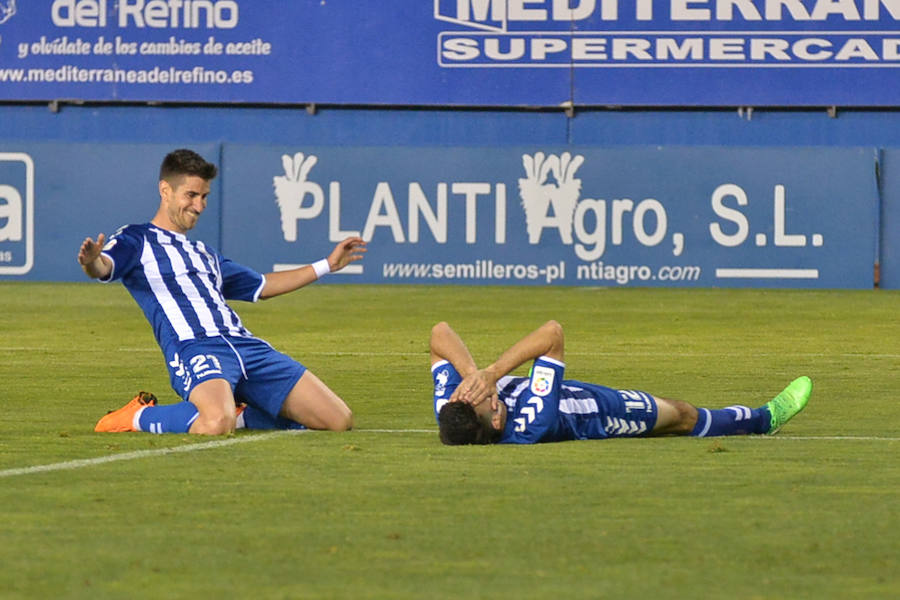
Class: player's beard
169,204,200,233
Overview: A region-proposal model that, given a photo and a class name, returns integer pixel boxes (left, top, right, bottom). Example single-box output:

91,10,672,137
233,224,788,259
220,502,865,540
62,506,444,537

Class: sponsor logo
270,148,820,284
434,1,900,68
271,149,678,264
519,151,582,246
274,152,323,243
169,352,192,392
435,0,588,33
530,365,555,396
271,152,364,276
0,153,34,275
50,0,239,29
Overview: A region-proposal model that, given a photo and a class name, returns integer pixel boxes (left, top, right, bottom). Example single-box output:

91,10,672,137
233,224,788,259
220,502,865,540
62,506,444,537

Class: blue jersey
100,223,264,354
432,357,659,444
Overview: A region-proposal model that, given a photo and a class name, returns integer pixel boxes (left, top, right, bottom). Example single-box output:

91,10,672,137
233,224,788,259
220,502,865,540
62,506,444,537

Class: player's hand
78,233,106,266
450,369,497,407
327,236,367,272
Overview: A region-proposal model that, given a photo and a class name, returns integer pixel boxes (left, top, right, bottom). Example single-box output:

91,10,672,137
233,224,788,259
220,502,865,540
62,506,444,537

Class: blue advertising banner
0,142,879,287
0,1,898,106
221,144,878,289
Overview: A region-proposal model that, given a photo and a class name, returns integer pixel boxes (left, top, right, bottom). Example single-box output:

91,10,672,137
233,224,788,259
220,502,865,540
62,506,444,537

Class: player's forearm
430,322,479,377
485,320,564,378
258,266,319,299
81,255,112,280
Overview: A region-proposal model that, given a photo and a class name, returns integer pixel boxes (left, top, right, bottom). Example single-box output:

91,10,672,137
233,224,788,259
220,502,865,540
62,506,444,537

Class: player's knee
652,398,698,435
432,321,450,333
542,319,563,339
431,322,450,344
672,401,698,434
328,407,353,432
190,411,236,435
541,319,564,357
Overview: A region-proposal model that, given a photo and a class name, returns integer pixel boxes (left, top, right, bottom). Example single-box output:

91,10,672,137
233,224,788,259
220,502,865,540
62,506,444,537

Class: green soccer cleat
765,376,812,434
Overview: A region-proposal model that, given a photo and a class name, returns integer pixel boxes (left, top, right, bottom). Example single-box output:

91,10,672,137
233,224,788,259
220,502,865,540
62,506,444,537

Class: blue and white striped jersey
432,357,659,444
100,223,264,353
494,373,657,443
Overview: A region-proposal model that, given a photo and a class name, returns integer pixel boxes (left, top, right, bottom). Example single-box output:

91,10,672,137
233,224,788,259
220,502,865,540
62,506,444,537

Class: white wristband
312,258,331,279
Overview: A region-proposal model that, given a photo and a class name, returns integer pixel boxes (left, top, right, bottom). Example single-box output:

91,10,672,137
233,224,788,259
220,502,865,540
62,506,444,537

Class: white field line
759,435,900,442
0,428,434,480
0,430,894,481
0,430,305,479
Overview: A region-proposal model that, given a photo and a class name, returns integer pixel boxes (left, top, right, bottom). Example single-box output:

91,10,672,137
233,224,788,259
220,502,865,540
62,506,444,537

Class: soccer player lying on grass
430,320,811,445
79,149,366,435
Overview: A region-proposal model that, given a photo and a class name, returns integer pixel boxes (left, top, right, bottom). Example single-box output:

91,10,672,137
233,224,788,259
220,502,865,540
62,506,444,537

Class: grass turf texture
0,282,898,599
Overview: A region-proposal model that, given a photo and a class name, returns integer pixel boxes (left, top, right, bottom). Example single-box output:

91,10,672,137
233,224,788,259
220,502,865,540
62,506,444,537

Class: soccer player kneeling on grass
78,149,366,435
431,320,811,445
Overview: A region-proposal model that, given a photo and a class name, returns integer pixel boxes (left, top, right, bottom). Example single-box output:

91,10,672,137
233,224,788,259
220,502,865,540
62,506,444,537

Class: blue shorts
165,336,306,419
565,381,659,439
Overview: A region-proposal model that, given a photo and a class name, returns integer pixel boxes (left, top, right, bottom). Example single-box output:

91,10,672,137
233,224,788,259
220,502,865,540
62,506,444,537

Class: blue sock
239,405,306,431
690,406,771,437
137,401,200,434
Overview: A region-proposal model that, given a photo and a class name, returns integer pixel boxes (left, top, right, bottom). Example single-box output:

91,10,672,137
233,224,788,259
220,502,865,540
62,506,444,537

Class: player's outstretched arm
453,320,565,406
77,233,112,280
259,236,367,299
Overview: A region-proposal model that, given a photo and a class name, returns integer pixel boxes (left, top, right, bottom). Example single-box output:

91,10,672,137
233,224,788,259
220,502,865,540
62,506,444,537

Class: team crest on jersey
434,368,450,396
530,365,555,396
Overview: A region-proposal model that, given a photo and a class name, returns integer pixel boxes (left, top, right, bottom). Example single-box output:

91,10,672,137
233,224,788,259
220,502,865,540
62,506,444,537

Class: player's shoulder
103,223,149,251
497,375,517,388
108,223,150,240
497,375,528,402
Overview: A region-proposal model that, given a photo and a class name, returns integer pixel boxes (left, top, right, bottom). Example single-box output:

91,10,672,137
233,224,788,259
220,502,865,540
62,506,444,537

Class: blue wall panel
2,105,899,148
0,104,571,146
881,149,900,290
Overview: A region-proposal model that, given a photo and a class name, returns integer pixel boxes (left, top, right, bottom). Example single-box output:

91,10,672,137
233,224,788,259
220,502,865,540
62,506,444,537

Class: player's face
474,398,507,433
160,175,210,234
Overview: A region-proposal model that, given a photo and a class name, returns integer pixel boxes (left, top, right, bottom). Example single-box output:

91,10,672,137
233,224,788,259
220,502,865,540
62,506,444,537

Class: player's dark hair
438,402,500,445
159,149,218,184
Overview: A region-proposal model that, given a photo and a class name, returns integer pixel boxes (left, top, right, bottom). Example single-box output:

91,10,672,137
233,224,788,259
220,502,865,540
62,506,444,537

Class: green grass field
1,282,898,599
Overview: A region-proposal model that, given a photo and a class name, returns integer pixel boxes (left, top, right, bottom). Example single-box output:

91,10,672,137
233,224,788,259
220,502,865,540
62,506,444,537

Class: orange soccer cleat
94,391,158,433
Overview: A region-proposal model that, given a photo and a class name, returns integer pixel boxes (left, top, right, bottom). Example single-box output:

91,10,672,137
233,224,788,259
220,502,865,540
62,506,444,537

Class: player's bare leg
650,396,699,435
650,381,807,438
188,379,238,435
278,371,353,431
